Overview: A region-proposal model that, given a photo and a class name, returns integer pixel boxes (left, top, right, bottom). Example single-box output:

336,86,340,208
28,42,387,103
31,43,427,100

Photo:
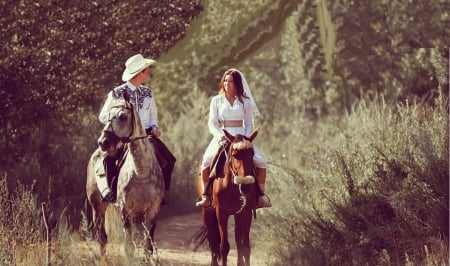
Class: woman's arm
208,96,224,139
243,98,254,136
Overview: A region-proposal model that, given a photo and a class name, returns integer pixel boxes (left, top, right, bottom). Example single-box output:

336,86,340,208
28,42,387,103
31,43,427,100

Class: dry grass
1,94,448,265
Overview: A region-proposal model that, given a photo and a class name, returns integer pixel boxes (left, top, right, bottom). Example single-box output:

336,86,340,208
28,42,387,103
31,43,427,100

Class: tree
0,0,202,221
327,0,449,112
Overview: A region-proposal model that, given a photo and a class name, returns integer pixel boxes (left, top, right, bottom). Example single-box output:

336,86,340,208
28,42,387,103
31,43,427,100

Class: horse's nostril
99,139,110,150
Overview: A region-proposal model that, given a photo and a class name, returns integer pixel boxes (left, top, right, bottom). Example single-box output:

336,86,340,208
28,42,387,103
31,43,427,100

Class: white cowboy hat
121,54,156,81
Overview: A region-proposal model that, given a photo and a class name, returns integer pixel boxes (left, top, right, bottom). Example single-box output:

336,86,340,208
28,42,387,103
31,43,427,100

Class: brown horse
86,92,164,258
195,129,259,266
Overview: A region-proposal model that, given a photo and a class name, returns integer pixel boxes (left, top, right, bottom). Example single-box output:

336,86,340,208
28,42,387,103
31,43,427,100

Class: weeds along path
87,210,268,265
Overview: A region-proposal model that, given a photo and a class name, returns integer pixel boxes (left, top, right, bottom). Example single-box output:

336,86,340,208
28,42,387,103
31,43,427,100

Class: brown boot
256,168,272,208
196,168,211,207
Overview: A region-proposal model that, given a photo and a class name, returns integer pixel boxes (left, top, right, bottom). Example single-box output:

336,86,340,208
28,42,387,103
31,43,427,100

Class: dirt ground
93,209,270,266
155,212,267,266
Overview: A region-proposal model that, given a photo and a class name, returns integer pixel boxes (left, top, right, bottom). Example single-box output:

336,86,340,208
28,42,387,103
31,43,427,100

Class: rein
225,139,253,183
109,102,148,143
225,149,239,181
224,140,254,214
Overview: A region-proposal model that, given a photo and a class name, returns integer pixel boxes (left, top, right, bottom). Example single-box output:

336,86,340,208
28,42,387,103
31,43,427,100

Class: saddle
104,145,129,200
208,142,230,179
207,142,260,195
115,144,129,172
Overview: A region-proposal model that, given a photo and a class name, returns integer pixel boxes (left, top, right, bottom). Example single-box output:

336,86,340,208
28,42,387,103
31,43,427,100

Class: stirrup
257,195,272,208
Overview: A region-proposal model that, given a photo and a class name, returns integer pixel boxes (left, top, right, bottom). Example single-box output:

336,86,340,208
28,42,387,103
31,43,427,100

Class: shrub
256,93,448,265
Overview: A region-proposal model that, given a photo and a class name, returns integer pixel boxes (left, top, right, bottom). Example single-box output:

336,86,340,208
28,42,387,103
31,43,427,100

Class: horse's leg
137,213,156,264
143,218,156,255
217,210,230,266
92,204,107,255
235,211,252,266
122,215,134,256
203,208,220,266
234,214,244,266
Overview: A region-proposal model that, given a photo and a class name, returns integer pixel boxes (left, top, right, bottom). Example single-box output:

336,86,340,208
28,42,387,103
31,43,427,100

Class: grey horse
86,92,164,257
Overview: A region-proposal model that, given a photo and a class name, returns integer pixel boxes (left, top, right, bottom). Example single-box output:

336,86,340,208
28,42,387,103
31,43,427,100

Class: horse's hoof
161,191,169,206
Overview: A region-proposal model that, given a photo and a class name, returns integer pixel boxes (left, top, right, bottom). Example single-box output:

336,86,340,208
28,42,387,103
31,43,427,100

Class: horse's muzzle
98,131,119,152
98,137,111,151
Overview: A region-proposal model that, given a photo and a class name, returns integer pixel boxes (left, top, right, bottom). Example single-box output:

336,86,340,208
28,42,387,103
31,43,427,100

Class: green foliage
155,87,211,212
256,93,448,265
1,0,449,264
328,0,449,111
0,0,202,225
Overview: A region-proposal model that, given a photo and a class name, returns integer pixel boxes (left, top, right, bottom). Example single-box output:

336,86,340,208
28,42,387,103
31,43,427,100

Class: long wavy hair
218,69,249,104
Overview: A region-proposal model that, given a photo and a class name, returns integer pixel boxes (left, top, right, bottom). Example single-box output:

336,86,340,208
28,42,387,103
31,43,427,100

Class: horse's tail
191,224,208,251
191,211,222,260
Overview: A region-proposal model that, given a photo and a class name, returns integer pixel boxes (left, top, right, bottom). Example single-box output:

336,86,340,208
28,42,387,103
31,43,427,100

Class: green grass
253,93,449,265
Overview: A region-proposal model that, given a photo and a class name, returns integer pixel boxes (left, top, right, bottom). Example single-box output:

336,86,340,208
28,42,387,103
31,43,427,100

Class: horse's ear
248,128,259,142
223,129,234,142
123,90,130,102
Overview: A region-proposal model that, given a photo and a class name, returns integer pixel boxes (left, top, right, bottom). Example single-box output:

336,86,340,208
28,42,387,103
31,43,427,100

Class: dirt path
155,212,211,265
155,212,266,266
92,208,269,265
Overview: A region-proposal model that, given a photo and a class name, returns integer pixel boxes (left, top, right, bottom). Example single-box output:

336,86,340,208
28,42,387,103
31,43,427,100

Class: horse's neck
222,158,233,188
128,118,154,177
129,138,157,178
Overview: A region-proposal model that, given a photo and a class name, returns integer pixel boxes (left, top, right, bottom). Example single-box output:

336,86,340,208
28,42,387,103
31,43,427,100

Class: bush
256,93,448,265
0,176,44,265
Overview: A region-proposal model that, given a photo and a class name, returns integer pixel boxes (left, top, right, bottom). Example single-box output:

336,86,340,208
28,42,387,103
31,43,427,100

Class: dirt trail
154,211,268,266
95,208,269,265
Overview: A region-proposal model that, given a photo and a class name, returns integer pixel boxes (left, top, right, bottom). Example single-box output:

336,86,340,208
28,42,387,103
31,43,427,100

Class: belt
220,120,243,127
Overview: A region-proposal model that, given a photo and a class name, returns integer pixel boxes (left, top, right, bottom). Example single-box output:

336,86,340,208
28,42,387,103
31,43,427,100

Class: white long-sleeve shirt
208,94,253,139
202,93,267,169
99,81,158,130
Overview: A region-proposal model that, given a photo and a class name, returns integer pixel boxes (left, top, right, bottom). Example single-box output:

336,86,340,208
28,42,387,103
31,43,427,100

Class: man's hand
151,128,161,138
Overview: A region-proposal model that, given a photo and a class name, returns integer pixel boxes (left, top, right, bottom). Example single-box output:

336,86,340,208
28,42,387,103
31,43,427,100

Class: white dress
201,94,267,169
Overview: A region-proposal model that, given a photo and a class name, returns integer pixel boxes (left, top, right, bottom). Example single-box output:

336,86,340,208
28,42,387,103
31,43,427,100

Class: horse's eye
118,113,127,121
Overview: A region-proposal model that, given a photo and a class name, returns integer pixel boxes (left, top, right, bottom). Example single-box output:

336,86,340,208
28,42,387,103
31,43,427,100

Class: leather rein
106,102,148,143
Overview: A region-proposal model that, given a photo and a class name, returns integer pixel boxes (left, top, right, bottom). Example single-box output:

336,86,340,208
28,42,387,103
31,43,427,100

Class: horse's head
224,129,258,185
98,92,135,152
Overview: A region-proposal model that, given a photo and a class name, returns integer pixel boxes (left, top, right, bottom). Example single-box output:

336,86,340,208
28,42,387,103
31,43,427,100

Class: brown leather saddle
208,142,230,179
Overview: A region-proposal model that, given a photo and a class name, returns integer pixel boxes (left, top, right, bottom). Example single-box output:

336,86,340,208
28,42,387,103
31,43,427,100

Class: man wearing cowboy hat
97,54,176,204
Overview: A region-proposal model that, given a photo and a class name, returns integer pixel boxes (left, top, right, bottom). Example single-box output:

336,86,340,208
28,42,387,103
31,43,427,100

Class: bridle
224,137,254,182
223,136,255,213
105,101,148,143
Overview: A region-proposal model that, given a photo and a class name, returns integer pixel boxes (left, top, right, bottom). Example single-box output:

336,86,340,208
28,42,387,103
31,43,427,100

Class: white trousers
201,128,267,170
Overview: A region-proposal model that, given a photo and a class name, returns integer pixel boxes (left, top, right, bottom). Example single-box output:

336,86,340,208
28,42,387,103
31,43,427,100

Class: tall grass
0,176,44,265
255,93,448,265
2,91,447,265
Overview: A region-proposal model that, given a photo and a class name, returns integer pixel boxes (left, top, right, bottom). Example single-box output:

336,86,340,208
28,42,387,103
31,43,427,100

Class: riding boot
95,156,114,202
104,156,117,202
256,168,272,208
161,154,175,206
196,168,211,207
149,137,176,206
